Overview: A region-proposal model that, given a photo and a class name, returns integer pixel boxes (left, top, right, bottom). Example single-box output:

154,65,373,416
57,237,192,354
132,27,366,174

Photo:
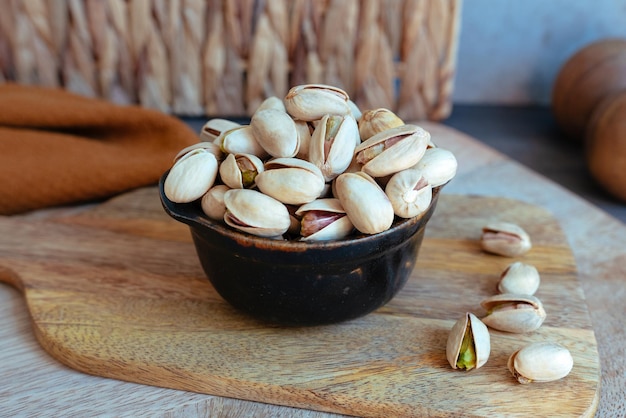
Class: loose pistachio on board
481,222,532,257
480,293,546,333
446,312,491,371
497,261,541,295
164,83,459,240
508,342,574,384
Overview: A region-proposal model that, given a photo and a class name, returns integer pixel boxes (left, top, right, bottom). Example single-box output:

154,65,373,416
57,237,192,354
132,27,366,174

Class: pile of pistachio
446,222,574,384
164,84,457,241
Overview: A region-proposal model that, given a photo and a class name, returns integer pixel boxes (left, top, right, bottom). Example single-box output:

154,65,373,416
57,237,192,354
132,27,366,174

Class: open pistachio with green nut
446,312,491,370
164,82,458,240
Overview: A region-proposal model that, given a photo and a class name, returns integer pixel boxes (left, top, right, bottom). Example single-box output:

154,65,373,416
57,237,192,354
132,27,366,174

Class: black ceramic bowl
159,172,442,326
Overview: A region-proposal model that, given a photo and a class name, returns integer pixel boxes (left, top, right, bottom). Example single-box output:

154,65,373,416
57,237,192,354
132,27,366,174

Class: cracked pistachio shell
200,118,241,142
218,153,264,189
481,222,532,257
217,125,268,159
296,198,354,241
201,184,230,221
250,108,299,158
164,149,218,203
255,157,325,205
309,114,359,182
508,342,573,384
223,189,290,238
334,172,394,234
385,169,433,219
446,312,491,371
498,262,541,295
355,124,430,178
411,147,458,188
174,141,223,163
284,84,351,121
358,108,404,141
480,293,546,333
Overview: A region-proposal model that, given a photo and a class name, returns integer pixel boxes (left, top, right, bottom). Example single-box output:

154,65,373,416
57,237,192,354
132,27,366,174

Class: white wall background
452,0,626,105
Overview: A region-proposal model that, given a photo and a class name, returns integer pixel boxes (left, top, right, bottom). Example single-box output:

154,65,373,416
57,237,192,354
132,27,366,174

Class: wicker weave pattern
0,0,461,120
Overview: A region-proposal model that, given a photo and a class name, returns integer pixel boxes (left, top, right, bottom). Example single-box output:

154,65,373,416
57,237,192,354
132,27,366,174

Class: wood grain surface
0,187,599,417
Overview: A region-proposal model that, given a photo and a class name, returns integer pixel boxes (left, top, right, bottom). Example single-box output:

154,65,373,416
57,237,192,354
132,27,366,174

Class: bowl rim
159,171,442,251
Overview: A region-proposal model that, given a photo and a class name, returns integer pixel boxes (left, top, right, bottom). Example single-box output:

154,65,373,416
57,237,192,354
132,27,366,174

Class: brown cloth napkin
0,84,198,215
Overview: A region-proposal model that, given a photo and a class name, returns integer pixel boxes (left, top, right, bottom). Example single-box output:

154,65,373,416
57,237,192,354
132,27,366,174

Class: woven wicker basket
0,0,461,121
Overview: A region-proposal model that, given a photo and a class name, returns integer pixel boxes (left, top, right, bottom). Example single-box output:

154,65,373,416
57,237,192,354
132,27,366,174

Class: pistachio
201,184,230,221
481,222,532,257
508,342,573,384
294,120,313,160
355,124,430,178
358,108,404,141
200,118,241,142
385,169,432,219
334,171,394,234
498,262,541,295
250,108,299,158
217,125,268,159
255,157,325,205
411,147,458,188
223,189,291,238
174,141,223,163
218,153,264,189
309,114,359,181
480,293,546,333
284,84,351,121
164,149,218,203
295,198,354,241
446,312,491,371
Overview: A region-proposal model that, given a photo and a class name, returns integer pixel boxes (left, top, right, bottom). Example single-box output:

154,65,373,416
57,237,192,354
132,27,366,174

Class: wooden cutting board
0,187,599,417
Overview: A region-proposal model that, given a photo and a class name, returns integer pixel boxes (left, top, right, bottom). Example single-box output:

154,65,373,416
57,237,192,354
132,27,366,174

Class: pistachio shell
284,84,351,121
294,120,313,160
296,198,354,241
355,124,430,177
174,141,223,163
217,125,268,159
446,312,491,370
412,147,458,187
334,172,394,234
223,189,291,237
481,222,532,257
385,169,433,218
498,262,541,295
200,118,241,142
218,153,264,189
201,184,230,221
164,150,218,203
250,108,299,157
480,293,546,333
358,108,404,141
508,342,573,384
309,114,359,181
255,157,325,205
